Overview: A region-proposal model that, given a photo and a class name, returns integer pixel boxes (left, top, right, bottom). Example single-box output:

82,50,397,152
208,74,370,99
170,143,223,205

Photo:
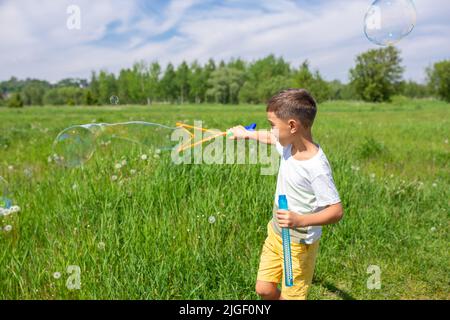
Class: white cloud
0,0,448,83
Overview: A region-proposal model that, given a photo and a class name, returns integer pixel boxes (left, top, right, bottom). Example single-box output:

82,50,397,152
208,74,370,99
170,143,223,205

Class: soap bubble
110,96,120,105
52,125,97,168
208,216,216,224
0,176,12,210
53,122,177,168
364,0,416,46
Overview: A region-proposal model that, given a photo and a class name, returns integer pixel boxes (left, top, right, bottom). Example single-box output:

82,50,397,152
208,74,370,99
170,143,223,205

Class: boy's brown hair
266,88,317,129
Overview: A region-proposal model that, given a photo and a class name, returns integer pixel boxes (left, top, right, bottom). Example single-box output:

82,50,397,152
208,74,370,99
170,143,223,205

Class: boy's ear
288,119,299,134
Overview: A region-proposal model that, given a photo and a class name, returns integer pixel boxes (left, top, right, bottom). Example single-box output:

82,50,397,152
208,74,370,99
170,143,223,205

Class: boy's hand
276,210,305,228
227,125,250,140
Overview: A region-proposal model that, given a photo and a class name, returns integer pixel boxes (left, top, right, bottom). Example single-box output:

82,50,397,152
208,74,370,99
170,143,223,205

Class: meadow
0,98,448,299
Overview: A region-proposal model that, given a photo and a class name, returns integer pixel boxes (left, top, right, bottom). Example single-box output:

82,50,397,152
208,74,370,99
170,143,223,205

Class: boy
228,88,343,300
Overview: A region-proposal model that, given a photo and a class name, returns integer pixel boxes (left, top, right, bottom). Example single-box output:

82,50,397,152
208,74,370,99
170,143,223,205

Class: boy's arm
277,203,344,228
227,126,276,145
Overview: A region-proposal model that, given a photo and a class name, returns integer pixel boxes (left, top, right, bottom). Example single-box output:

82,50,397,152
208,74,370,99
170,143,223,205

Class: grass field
0,99,449,299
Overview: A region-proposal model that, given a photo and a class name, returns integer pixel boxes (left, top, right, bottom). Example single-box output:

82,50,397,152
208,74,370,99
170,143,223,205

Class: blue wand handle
227,123,257,136
279,195,294,287
244,123,257,131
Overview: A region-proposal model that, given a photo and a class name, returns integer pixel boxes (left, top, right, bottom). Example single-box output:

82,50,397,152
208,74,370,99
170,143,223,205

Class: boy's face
267,111,298,146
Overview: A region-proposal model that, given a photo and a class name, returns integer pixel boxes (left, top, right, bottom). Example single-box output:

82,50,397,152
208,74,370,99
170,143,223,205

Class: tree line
1,47,449,108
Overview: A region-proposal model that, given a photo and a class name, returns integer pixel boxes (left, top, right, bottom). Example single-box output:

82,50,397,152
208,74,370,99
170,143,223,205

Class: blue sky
0,0,449,83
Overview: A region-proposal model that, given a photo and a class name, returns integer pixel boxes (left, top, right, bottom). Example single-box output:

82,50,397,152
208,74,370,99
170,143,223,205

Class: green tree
292,61,331,103
21,80,51,106
426,60,450,102
130,61,148,104
349,46,404,102
227,58,246,71
328,80,358,100
188,61,205,103
203,59,216,102
89,72,100,104
175,61,191,104
56,78,88,88
239,55,291,103
160,63,178,103
43,87,84,105
206,66,244,104
0,77,25,94
7,92,24,108
147,61,161,104
399,80,430,99
84,90,96,105
97,70,117,104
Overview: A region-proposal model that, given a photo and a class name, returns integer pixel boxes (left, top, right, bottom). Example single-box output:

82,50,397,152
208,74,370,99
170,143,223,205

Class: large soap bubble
364,0,416,46
52,122,177,168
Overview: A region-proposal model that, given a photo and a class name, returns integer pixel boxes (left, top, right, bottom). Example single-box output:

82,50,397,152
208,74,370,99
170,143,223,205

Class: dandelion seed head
10,206,20,213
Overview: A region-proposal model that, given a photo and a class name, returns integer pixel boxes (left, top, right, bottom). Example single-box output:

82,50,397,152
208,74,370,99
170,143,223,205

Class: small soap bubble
110,96,120,105
208,216,216,224
52,125,96,168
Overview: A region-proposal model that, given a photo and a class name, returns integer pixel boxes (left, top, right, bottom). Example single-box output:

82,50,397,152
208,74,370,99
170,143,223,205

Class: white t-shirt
272,141,341,244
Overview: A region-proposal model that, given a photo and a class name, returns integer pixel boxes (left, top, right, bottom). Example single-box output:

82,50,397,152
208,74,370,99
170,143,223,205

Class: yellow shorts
256,221,320,300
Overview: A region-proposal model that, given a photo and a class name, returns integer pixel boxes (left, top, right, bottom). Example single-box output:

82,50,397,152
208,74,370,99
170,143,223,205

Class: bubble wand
175,122,257,152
